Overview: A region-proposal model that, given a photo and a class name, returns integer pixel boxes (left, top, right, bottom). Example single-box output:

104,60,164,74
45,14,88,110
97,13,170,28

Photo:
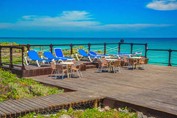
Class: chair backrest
57,64,65,73
129,58,137,65
123,56,128,62
54,48,64,58
43,51,55,59
78,49,88,57
100,57,108,66
27,50,41,60
139,57,148,64
113,61,121,67
89,51,97,56
50,61,56,70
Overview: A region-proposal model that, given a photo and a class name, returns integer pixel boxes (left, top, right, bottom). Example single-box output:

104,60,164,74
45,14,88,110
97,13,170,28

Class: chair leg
76,70,80,78
50,70,54,77
54,70,58,79
79,70,83,78
24,57,29,65
118,67,121,72
36,60,40,67
75,54,80,61
88,56,93,62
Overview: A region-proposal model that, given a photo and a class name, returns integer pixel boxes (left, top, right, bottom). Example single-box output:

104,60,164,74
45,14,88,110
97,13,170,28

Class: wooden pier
32,64,177,117
0,64,177,117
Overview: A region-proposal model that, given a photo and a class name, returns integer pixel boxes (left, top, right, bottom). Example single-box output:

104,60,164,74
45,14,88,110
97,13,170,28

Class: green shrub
20,107,137,118
0,69,63,102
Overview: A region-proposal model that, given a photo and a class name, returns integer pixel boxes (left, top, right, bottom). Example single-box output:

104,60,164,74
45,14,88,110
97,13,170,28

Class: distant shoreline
0,37,177,39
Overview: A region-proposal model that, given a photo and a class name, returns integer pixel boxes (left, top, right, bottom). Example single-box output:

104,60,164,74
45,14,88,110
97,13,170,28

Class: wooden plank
0,108,7,117
14,99,42,111
0,103,16,116
1,64,177,117
1,101,25,114
5,100,31,113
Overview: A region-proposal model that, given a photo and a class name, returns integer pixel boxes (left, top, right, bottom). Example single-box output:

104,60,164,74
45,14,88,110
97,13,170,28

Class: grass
0,69,63,102
20,107,137,118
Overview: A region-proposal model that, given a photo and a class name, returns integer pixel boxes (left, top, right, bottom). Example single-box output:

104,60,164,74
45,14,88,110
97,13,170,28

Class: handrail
147,49,177,66
0,42,177,69
148,49,177,52
0,46,25,70
23,42,148,56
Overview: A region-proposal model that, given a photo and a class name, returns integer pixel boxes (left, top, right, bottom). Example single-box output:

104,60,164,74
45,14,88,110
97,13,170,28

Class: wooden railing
25,42,148,56
0,42,177,71
147,49,177,66
0,45,25,70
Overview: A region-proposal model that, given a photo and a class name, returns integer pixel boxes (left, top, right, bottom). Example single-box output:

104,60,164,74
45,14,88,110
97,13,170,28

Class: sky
0,0,177,38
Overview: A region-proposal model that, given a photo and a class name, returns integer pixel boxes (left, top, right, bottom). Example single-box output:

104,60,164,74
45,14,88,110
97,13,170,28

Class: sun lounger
54,48,74,61
77,49,97,62
43,51,67,62
26,50,51,67
89,51,111,59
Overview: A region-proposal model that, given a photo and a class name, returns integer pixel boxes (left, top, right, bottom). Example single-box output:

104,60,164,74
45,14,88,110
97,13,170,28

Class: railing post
168,49,172,66
104,42,106,55
0,46,2,66
27,44,30,51
88,43,91,52
50,44,53,53
10,47,13,69
145,43,148,58
70,43,73,55
21,46,25,70
130,43,133,54
118,43,121,53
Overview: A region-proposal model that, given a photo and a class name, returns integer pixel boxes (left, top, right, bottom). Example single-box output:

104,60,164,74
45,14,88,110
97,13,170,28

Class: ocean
0,37,177,66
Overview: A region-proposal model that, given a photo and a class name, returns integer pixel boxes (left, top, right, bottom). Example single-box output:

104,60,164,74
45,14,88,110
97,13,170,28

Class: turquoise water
0,38,177,66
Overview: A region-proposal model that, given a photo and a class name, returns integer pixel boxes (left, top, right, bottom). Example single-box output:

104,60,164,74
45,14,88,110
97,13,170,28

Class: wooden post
10,47,13,69
27,44,30,51
104,42,106,55
69,103,72,109
0,47,2,66
145,43,148,58
21,47,25,70
94,99,98,108
118,43,121,53
50,44,53,53
70,43,73,55
168,49,172,66
130,43,133,54
88,43,91,52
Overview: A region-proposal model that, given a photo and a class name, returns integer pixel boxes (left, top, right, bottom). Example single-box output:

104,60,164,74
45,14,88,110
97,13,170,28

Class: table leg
67,65,70,78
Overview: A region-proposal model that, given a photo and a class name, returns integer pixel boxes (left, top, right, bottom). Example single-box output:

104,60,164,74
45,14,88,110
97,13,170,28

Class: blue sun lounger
54,48,74,61
43,51,67,62
89,51,109,58
117,52,132,57
26,50,51,67
78,49,98,62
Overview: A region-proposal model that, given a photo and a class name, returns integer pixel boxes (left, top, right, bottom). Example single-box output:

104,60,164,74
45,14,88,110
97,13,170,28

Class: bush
0,69,63,102
20,107,137,118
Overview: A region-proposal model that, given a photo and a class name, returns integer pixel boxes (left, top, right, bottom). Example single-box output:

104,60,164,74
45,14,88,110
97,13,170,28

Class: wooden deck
2,61,97,77
0,91,103,118
32,64,177,117
0,64,177,117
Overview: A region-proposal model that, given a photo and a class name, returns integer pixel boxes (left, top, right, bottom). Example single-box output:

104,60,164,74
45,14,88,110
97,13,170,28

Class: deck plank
0,64,177,117
32,65,177,116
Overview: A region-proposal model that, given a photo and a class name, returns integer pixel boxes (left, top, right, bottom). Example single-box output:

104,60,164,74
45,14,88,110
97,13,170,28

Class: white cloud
146,0,177,10
0,10,173,31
